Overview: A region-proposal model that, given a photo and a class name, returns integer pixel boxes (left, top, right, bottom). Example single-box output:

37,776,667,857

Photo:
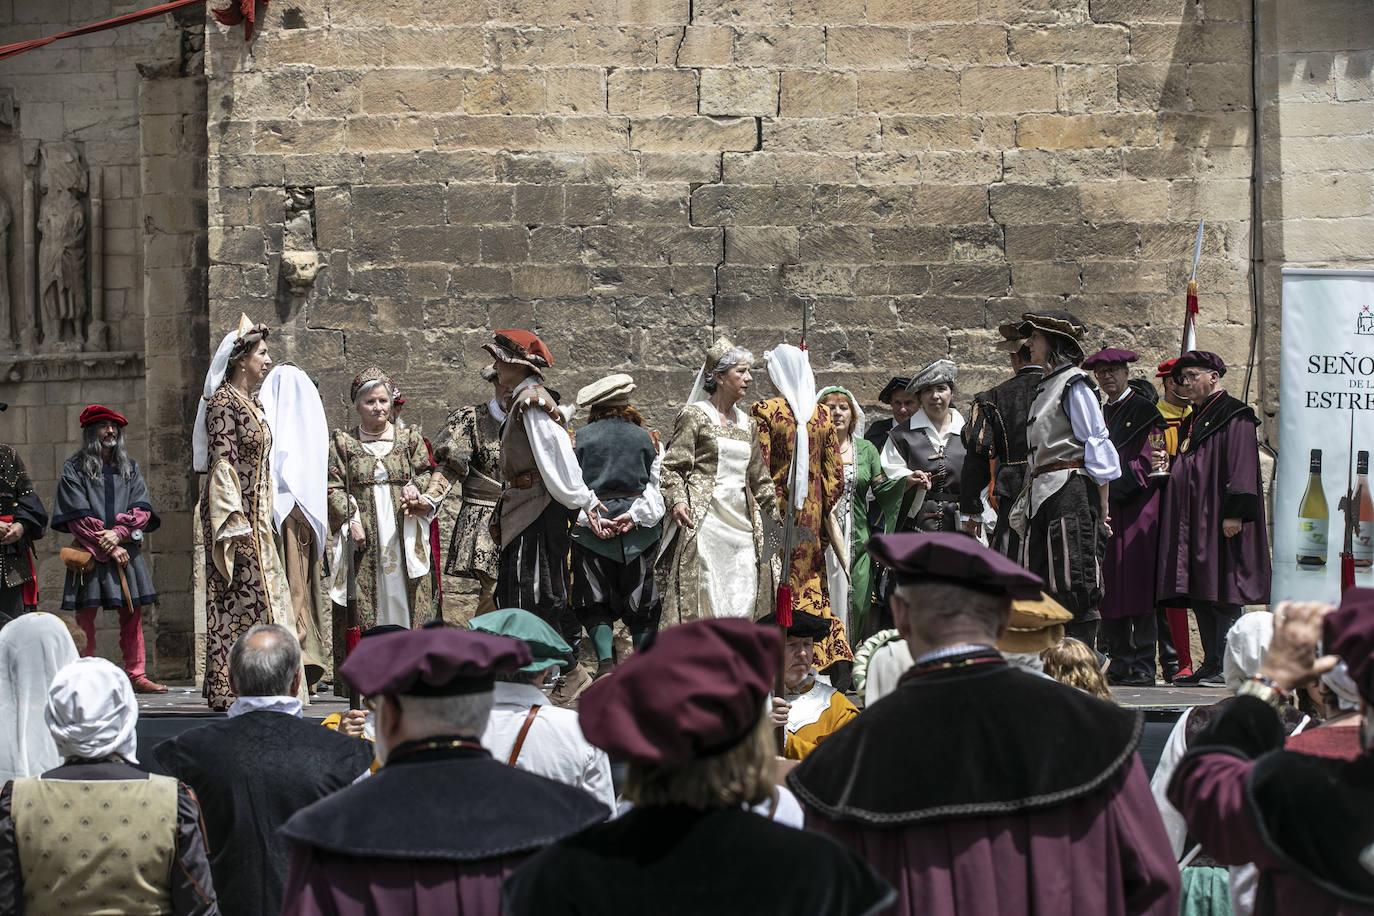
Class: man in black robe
279,625,607,916
153,624,374,916
0,404,46,631
959,330,1043,557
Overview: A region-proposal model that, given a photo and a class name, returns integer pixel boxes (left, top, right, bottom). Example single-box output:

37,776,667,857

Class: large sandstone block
1016,113,1159,149
1010,24,1128,63
763,116,881,151
700,69,778,116
826,27,910,67
608,69,698,116
632,116,758,150
859,71,961,114
909,24,1010,64
990,184,1081,224
960,66,1057,113
779,71,858,118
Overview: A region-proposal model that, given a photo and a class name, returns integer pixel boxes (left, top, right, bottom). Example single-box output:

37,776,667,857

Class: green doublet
11,773,178,915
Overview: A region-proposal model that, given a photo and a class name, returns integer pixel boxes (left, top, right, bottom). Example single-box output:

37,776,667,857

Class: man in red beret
51,404,164,691
1170,597,1374,913
502,618,894,914
1152,351,1271,687
0,401,45,634
1152,357,1194,682
1083,348,1167,686
278,626,607,916
789,532,1179,915
470,330,607,707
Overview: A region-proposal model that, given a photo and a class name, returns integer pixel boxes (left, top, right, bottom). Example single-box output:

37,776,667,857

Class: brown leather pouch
61,543,96,574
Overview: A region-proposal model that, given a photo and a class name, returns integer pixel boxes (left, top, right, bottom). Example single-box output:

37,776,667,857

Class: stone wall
0,1,207,678
1254,0,1374,434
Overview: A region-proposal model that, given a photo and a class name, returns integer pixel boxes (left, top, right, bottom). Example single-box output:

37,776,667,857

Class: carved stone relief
280,185,322,300
36,143,88,352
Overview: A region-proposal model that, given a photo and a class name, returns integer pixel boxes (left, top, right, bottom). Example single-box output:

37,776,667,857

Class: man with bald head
154,625,374,916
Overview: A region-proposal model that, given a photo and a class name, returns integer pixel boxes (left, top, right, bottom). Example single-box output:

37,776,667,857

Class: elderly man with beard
52,405,165,693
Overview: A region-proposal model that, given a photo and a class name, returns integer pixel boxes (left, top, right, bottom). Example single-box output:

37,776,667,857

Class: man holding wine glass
1151,351,1272,687
1086,348,1168,686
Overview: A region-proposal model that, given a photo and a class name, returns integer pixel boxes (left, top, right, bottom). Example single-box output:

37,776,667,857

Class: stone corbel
280,249,322,298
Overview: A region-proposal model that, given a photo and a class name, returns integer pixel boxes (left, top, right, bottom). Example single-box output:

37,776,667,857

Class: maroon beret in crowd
1324,587,1374,705
337,627,530,697
759,609,831,641
79,404,128,428
578,619,780,767
1171,350,1227,379
868,532,1044,599
1082,348,1139,369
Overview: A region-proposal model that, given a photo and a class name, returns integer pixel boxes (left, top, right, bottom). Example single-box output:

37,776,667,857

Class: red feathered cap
79,405,128,428
1324,587,1374,704
578,619,779,767
338,627,530,697
484,330,553,378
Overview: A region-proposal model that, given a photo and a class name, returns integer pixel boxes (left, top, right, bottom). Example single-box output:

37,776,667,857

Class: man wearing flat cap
1084,348,1168,686
0,403,44,634
790,532,1179,915
569,373,664,681
763,609,859,760
279,626,607,915
1170,596,1374,913
864,375,916,453
1007,311,1121,647
1153,351,1271,687
470,608,615,812
959,325,1045,557
479,330,607,705
502,618,894,914
52,404,164,692
418,363,505,620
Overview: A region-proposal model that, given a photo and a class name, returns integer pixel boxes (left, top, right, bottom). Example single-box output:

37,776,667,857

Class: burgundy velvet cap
1082,348,1139,369
79,405,128,427
578,619,780,767
1171,350,1227,379
868,532,1044,599
337,627,531,697
1324,587,1374,704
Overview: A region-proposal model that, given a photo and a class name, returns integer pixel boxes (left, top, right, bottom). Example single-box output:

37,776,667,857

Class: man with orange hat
51,404,165,692
480,330,606,705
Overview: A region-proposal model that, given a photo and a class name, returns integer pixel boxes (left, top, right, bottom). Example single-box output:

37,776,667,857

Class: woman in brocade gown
327,367,437,684
657,337,778,626
816,385,903,643
197,316,295,710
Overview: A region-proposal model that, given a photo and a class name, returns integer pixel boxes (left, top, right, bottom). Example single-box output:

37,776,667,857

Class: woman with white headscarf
196,314,293,711
658,336,778,625
261,364,331,688
750,345,853,677
816,385,903,642
1148,611,1311,916
0,612,77,784
0,657,219,912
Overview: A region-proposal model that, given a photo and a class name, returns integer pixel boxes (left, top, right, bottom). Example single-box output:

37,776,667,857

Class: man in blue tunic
52,404,165,692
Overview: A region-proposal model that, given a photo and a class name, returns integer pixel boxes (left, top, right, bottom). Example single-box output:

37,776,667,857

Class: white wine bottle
1297,448,1328,568
1356,450,1374,569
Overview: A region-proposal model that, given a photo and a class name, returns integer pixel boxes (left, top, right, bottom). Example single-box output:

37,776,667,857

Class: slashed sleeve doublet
424,407,476,504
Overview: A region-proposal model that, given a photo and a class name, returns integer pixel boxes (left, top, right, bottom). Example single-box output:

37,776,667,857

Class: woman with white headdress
0,612,77,784
0,657,218,911
260,363,331,688
657,336,778,625
816,385,904,642
195,314,293,711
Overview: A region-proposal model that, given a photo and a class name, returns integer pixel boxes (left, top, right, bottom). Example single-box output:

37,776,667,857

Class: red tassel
345,625,361,657
776,584,793,628
1342,555,1356,594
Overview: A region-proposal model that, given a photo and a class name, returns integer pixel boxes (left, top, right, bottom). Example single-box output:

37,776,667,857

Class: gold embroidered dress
751,396,853,670
327,425,437,666
657,401,777,625
200,382,293,710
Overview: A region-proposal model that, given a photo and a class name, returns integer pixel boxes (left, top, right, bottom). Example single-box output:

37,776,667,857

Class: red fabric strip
0,0,231,62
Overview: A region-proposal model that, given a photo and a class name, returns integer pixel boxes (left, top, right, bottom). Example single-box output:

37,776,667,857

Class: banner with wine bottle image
1273,268,1374,604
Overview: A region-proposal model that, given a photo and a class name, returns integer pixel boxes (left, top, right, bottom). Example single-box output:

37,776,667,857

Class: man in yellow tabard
1155,358,1194,682
765,609,858,760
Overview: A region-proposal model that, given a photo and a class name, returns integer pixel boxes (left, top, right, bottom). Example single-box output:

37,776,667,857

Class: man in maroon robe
789,532,1180,916
1169,596,1374,914
1152,351,1271,687
1086,348,1167,686
278,626,606,916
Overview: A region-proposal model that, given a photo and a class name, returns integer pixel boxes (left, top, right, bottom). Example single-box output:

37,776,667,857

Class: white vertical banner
1273,268,1374,605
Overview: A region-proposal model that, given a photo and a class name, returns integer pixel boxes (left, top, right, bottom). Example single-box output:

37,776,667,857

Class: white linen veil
0,613,79,782
260,365,330,556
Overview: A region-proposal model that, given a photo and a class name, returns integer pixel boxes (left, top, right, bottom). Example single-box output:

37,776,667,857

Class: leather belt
597,491,643,501
508,470,541,489
1033,460,1085,476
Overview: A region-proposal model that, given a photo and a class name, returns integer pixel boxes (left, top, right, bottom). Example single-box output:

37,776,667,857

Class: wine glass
1149,432,1170,478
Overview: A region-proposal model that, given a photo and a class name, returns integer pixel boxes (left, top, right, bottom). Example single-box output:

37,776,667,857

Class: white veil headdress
763,344,816,512
260,365,330,556
193,313,257,473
